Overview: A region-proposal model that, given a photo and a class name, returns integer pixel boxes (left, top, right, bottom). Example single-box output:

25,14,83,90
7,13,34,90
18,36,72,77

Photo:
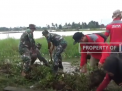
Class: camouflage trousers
19,47,31,73
53,42,67,70
19,46,48,73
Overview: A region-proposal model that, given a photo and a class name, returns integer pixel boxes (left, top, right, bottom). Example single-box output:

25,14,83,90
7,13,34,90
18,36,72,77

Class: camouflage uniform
19,29,48,74
46,33,67,72
30,46,49,66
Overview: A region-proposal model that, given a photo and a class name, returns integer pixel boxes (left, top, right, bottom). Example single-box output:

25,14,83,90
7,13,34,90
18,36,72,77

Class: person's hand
49,48,52,54
119,82,122,87
79,66,83,73
79,65,87,73
98,62,103,69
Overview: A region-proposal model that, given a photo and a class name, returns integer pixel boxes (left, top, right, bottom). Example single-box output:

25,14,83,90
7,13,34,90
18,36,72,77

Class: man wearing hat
73,32,110,73
19,24,49,77
42,30,67,73
105,9,122,48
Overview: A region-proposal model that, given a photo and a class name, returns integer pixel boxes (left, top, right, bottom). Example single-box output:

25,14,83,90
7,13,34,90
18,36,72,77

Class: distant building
62,25,72,29
50,27,55,30
48,30,56,32
100,24,105,28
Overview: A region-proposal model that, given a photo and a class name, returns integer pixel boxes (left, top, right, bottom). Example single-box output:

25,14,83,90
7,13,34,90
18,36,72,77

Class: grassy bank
0,36,82,90
1,35,120,91
0,36,80,62
0,36,88,91
0,33,110,62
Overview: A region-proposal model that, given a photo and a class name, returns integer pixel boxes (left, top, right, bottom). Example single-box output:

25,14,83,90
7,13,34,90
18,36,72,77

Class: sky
0,0,122,28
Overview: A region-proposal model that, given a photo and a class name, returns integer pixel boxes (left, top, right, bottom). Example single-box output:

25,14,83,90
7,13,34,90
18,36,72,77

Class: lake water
0,30,104,40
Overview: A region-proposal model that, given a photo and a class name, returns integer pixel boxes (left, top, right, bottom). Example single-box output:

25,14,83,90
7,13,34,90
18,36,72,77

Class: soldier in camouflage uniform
42,30,67,73
19,24,49,77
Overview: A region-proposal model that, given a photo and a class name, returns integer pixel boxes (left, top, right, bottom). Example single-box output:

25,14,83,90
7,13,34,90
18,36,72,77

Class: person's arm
46,34,52,50
51,44,55,51
46,37,53,59
95,36,109,65
48,41,52,50
48,42,55,53
80,44,87,67
47,34,55,52
96,73,111,91
46,39,53,61
104,25,110,38
99,44,110,64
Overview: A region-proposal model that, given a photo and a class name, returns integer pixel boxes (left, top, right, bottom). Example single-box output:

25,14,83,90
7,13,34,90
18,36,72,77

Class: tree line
0,21,105,31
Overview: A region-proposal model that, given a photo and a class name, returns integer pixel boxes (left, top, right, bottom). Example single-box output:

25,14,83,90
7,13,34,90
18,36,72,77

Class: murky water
0,30,104,39
34,59,78,73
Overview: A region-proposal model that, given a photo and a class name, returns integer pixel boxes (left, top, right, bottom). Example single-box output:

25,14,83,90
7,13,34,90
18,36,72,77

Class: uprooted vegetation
0,62,121,91
0,62,89,91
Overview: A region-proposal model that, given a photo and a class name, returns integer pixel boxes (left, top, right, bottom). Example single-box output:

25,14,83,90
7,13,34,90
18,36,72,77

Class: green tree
47,25,50,29
71,22,75,29
68,23,71,26
88,21,96,28
65,23,68,26
59,24,62,29
55,23,58,28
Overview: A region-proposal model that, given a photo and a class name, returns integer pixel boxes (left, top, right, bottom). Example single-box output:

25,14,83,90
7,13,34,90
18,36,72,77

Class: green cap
42,30,49,35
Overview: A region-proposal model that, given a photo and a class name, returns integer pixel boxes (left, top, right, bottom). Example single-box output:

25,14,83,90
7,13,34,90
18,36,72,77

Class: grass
0,31,108,61
0,63,90,91
0,36,81,62
0,33,114,91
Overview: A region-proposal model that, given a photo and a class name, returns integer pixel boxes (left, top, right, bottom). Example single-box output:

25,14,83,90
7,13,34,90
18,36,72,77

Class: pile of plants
0,62,104,91
0,61,121,91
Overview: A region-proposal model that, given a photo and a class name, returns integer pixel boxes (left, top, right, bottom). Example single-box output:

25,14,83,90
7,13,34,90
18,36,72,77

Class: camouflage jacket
19,29,36,48
46,33,66,46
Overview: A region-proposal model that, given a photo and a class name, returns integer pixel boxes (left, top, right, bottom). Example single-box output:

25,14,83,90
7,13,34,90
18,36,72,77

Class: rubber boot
58,55,63,69
53,65,59,74
58,61,63,69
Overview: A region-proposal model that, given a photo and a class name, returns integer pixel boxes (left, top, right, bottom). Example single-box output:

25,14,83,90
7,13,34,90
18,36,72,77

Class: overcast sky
0,0,122,27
